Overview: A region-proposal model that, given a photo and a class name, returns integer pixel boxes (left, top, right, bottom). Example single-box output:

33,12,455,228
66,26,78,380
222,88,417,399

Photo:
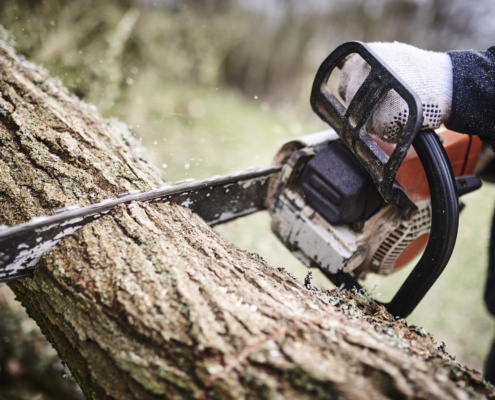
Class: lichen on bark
0,39,494,399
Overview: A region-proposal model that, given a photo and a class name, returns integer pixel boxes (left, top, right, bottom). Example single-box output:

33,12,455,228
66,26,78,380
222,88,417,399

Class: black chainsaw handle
385,129,458,317
311,41,459,317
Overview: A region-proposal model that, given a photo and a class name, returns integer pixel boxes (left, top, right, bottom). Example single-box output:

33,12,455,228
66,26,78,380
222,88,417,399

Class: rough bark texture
0,40,494,400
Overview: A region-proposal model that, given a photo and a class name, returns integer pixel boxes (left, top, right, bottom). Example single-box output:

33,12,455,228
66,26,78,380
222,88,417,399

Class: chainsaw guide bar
0,166,281,284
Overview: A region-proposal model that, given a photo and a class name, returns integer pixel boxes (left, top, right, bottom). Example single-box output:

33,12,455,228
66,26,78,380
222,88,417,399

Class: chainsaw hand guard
310,41,459,318
311,41,423,219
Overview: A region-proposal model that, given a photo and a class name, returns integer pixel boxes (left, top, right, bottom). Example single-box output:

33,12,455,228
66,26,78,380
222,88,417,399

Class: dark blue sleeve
447,48,495,315
447,47,495,143
485,209,495,316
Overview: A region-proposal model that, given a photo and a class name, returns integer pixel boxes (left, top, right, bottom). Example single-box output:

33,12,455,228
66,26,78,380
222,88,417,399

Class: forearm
447,47,495,142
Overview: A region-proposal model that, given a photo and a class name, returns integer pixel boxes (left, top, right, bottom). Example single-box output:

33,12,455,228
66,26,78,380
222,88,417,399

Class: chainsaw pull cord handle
385,129,458,318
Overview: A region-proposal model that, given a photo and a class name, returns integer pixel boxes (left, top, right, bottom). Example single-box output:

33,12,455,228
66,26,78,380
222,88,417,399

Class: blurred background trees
1,0,495,397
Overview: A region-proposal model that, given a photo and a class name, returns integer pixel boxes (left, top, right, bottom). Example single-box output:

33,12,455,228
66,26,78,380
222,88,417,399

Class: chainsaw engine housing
266,128,481,278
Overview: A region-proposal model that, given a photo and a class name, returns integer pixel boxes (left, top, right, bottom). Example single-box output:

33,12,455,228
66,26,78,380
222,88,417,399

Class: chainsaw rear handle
311,41,459,318
385,129,458,317
310,41,423,219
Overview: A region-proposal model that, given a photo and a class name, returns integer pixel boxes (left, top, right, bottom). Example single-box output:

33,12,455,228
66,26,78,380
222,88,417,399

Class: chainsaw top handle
310,41,459,318
310,41,422,219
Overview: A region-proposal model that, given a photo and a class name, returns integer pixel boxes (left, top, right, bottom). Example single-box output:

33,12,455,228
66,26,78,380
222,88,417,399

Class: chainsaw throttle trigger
310,41,423,219
456,175,482,197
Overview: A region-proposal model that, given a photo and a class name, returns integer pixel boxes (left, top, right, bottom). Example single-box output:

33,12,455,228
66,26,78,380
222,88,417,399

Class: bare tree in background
224,0,495,101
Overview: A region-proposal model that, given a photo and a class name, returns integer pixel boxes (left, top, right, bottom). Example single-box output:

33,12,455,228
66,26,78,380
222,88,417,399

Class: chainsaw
0,42,482,318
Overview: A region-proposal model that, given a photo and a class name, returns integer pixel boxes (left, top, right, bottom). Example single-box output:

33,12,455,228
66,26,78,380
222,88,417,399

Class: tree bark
0,40,493,400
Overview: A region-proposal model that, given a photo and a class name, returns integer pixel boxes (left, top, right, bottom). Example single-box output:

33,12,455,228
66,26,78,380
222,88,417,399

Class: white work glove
338,42,453,143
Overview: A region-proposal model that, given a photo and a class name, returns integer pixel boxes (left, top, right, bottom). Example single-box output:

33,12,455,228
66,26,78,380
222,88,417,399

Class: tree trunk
0,40,493,400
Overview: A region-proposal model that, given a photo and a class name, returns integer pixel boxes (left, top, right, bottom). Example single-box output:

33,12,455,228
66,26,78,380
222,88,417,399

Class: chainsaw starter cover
301,140,383,226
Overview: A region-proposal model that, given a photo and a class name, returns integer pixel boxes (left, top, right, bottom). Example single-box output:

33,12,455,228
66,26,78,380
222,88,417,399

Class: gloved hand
338,42,453,143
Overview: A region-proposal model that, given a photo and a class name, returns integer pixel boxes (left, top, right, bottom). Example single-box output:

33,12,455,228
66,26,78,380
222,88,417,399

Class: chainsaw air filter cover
302,141,383,226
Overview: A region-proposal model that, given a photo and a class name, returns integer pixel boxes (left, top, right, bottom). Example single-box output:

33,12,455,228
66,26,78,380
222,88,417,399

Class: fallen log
0,40,493,399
